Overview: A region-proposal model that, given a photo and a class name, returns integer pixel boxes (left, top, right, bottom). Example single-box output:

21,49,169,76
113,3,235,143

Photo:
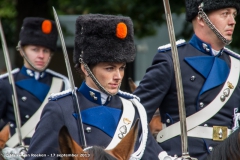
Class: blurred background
0,0,240,92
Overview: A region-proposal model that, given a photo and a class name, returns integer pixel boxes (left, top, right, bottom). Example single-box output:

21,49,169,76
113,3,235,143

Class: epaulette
48,88,74,101
117,90,140,101
158,39,186,52
0,68,20,79
224,47,240,60
46,69,70,90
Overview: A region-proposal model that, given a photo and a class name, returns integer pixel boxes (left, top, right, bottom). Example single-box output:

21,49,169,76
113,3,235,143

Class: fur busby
73,14,136,65
185,0,240,22
19,17,58,52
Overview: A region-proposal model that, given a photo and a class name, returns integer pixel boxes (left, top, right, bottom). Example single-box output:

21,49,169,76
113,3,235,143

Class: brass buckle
213,126,228,141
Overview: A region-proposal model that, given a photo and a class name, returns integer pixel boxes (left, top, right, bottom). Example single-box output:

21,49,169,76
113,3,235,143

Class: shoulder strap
0,68,19,79
129,98,148,160
106,97,135,150
157,56,240,143
6,77,63,147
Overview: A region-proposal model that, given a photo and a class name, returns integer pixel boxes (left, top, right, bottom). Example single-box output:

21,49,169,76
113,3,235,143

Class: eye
222,12,228,17
120,66,126,71
32,48,38,52
233,12,237,18
43,49,50,53
106,67,114,71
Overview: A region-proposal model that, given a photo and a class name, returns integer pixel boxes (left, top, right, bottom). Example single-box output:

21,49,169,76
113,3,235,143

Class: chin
35,66,45,71
108,89,118,95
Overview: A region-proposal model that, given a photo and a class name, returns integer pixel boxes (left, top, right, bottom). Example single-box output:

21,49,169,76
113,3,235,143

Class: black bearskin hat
185,0,240,22
19,17,58,52
73,14,136,65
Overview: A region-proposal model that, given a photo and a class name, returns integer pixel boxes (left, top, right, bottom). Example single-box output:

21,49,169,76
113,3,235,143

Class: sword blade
0,19,24,146
162,0,189,158
52,7,87,147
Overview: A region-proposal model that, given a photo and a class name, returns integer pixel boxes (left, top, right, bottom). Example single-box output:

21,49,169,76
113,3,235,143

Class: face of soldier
207,7,237,43
23,45,51,71
86,62,126,95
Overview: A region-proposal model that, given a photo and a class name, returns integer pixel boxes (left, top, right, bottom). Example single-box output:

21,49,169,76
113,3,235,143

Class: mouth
225,29,233,35
109,83,119,89
35,62,44,66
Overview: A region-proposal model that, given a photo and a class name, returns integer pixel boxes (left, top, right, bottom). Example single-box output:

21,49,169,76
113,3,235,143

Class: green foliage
0,0,240,51
0,0,17,18
0,0,17,46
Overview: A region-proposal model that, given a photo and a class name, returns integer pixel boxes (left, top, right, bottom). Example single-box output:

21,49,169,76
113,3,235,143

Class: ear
196,16,205,27
0,123,10,149
58,126,87,160
107,119,140,160
81,63,88,77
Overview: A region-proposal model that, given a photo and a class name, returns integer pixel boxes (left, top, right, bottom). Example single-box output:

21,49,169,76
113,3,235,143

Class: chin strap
198,3,232,45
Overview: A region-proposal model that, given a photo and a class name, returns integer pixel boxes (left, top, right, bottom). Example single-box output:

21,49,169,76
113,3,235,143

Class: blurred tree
0,0,240,89
0,0,187,47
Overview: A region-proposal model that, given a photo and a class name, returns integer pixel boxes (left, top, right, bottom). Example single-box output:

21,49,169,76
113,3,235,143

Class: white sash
157,56,240,143
106,97,135,149
6,77,63,147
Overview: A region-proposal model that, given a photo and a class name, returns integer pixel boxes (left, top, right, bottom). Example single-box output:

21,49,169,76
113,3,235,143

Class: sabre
52,7,87,147
0,19,24,146
162,0,194,159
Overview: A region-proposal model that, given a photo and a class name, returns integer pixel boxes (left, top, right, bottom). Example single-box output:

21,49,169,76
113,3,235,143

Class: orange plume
42,20,52,34
116,22,127,39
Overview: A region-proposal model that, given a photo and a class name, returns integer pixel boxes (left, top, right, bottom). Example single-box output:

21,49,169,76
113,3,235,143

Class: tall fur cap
73,14,136,65
185,0,240,22
19,17,58,52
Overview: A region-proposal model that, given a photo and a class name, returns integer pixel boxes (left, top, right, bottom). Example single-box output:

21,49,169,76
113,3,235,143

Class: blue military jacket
134,34,240,160
26,81,161,160
0,66,69,145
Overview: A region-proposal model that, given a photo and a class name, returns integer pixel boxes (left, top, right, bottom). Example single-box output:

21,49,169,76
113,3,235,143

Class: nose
38,50,44,58
229,14,236,26
114,70,122,80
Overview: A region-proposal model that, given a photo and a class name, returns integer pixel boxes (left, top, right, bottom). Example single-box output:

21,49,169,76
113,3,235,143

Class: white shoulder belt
105,97,148,160
6,77,63,147
106,97,135,150
157,56,240,143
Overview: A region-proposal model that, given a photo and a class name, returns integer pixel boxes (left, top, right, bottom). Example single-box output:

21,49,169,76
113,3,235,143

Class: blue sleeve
25,101,65,160
133,51,173,123
0,79,9,120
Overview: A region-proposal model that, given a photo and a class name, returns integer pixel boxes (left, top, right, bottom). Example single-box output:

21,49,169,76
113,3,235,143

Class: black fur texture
19,17,58,52
185,0,240,22
73,14,136,65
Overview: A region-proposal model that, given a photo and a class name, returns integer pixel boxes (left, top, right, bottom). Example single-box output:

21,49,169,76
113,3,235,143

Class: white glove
2,146,27,160
158,151,181,160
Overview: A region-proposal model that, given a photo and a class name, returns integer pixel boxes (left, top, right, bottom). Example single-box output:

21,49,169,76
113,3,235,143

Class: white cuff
158,151,175,160
158,151,167,160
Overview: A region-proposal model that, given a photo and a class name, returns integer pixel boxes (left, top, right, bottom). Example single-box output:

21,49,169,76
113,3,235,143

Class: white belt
157,56,240,143
106,97,135,150
188,126,231,140
6,77,63,147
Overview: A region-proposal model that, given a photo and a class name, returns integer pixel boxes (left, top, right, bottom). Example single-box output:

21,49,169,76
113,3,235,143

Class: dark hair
74,63,97,80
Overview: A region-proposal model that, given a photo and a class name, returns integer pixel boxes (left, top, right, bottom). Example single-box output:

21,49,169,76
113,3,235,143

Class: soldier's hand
158,151,181,160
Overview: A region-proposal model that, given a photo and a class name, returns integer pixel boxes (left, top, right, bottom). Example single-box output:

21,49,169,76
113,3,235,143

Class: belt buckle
212,126,228,141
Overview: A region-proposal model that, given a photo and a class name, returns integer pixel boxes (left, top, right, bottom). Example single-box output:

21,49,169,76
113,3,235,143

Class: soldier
26,14,163,160
0,17,70,147
134,0,240,160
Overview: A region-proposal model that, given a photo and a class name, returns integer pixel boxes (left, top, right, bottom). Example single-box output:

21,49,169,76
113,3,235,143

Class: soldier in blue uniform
26,14,162,160
0,17,70,147
134,0,240,160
